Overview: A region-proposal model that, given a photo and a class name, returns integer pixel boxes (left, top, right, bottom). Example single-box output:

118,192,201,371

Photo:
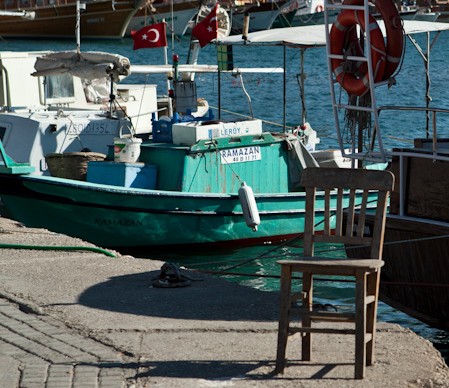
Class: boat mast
163,20,173,118
283,45,286,132
75,1,86,55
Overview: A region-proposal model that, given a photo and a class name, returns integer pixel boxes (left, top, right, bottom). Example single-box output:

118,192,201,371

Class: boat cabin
133,118,312,194
0,51,158,134
0,51,160,175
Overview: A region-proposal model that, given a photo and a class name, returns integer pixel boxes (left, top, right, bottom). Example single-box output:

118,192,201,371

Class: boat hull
0,173,308,251
127,1,198,36
231,0,293,32
0,172,375,253
292,10,338,26
346,214,449,331
0,0,142,39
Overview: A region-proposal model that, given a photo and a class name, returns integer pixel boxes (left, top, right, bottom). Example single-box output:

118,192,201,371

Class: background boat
0,49,161,172
291,0,338,26
414,0,449,22
271,0,301,28
230,0,298,33
403,8,440,22
126,0,199,36
0,0,145,39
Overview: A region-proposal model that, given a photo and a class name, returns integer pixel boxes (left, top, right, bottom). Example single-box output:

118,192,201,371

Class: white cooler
171,119,263,146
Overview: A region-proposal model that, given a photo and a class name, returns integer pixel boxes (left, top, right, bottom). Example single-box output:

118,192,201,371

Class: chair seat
277,258,384,276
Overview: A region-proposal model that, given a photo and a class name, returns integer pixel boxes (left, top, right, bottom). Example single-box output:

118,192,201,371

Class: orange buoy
345,0,404,80
330,10,386,96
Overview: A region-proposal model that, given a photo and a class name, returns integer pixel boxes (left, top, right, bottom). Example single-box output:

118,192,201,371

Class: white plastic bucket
114,136,142,163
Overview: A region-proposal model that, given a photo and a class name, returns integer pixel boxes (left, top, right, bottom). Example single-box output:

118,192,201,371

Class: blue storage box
86,161,157,189
152,116,174,143
151,109,215,143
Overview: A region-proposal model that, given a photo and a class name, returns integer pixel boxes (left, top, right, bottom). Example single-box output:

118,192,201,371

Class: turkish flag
131,22,167,50
192,5,218,48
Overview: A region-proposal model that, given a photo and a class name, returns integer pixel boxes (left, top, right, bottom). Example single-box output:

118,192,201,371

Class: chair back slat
324,189,331,236
335,188,343,237
300,168,394,260
345,188,356,237
369,190,389,259
356,191,369,238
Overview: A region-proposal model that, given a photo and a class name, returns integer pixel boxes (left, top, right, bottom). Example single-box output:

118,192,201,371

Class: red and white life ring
330,10,386,96
315,5,324,12
346,0,404,80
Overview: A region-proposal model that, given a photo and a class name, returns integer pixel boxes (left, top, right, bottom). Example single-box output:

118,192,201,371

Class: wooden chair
275,167,394,379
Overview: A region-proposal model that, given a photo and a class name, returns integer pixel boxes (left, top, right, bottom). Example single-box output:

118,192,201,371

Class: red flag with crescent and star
192,4,218,48
131,22,167,50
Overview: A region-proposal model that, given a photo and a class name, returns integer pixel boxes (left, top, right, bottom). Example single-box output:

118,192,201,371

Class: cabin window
45,73,75,104
0,126,6,141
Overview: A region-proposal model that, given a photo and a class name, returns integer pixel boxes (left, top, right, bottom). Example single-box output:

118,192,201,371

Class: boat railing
378,105,449,218
7,0,68,9
378,105,449,157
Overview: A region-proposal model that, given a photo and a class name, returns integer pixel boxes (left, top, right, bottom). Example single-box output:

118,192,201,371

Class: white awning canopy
32,51,131,80
218,20,449,48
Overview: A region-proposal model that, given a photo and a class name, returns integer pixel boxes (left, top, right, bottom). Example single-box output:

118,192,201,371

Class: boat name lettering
86,17,105,24
94,218,143,227
220,126,242,136
68,122,113,135
155,16,178,23
220,146,261,164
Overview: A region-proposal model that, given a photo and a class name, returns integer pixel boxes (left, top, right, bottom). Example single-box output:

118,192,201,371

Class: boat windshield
45,73,75,105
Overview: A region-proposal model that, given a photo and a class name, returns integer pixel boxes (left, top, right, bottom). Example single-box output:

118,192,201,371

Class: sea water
4,31,449,360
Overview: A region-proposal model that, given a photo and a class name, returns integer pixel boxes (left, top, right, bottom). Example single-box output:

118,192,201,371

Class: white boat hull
126,8,197,36
232,9,282,32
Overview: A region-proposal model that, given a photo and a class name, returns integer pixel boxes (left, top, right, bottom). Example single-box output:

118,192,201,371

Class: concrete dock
0,216,449,387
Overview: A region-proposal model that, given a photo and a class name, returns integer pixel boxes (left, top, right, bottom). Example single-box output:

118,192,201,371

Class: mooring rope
188,232,449,289
345,233,449,252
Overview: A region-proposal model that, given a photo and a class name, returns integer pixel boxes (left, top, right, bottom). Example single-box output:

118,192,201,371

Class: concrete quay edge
0,216,449,387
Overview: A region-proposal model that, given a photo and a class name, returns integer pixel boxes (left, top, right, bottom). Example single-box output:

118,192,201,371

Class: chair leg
301,271,313,361
355,270,367,379
275,264,293,374
366,270,381,366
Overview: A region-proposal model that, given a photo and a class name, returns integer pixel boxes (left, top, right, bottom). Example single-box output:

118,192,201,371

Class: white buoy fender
238,181,260,232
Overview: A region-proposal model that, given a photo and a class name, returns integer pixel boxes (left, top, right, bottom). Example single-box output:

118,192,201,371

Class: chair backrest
300,167,395,260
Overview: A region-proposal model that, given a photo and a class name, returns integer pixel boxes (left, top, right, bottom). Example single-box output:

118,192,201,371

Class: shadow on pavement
77,270,280,321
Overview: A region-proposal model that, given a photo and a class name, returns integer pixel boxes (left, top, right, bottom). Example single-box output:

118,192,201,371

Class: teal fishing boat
0,117,378,253
0,23,387,253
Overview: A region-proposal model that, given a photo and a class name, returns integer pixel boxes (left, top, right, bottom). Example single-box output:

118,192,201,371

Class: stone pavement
1,216,449,387
0,297,134,387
